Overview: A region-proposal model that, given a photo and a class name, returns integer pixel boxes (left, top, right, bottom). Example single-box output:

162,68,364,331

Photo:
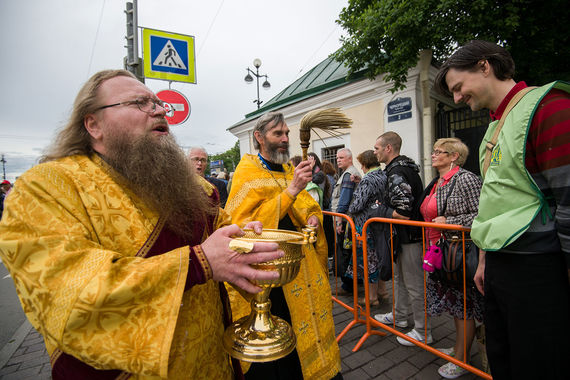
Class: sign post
156,90,191,125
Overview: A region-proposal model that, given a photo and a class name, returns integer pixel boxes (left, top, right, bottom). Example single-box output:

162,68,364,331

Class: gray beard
269,150,290,164
265,140,290,164
104,133,215,240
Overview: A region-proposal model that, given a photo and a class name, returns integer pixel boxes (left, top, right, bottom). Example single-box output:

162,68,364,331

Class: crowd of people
289,132,485,379
0,40,567,380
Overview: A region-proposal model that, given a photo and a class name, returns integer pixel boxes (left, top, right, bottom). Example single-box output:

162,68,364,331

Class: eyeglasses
95,97,174,117
190,157,208,164
431,150,450,156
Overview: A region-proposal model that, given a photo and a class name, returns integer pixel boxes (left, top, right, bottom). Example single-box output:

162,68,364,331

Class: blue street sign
143,28,196,84
387,97,412,115
149,36,188,75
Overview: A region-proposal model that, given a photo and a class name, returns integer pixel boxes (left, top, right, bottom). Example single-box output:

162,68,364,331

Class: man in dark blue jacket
331,148,360,292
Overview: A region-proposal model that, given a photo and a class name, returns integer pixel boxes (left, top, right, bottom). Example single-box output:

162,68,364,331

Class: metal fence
324,211,492,380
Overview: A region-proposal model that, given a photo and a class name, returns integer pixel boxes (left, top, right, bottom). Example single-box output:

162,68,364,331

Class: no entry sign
156,89,191,125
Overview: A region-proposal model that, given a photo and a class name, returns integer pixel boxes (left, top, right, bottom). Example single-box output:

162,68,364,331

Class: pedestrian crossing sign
142,28,196,84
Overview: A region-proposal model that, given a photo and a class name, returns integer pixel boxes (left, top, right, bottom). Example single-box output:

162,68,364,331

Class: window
321,145,344,175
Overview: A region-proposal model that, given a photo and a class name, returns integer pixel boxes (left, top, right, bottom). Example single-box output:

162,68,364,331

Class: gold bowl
222,227,315,362
238,229,306,286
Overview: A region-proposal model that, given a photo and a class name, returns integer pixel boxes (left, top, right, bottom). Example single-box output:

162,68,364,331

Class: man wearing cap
0,69,283,379
0,180,11,219
225,112,341,380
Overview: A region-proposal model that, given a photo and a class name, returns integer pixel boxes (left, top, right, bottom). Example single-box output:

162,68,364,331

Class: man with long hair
225,112,342,380
0,69,283,379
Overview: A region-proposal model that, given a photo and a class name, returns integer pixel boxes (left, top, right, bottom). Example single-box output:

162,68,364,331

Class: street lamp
1,154,5,180
244,58,271,109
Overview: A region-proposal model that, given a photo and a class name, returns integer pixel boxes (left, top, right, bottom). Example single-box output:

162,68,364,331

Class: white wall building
228,52,488,183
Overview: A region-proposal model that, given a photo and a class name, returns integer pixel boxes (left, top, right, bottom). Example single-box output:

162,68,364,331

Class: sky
0,0,348,182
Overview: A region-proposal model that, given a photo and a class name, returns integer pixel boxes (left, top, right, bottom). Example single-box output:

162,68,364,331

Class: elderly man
188,146,229,207
435,40,569,380
0,69,283,380
331,148,360,293
225,112,342,380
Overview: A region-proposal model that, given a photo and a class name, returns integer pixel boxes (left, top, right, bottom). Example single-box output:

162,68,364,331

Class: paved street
332,290,485,379
0,262,27,350
0,321,50,380
0,276,488,379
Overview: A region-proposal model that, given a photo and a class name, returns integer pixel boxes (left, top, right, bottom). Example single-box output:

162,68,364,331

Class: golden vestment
225,154,340,380
0,155,234,379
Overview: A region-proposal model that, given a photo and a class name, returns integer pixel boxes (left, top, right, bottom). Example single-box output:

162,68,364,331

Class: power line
0,134,49,141
290,24,340,84
87,0,107,78
197,0,226,57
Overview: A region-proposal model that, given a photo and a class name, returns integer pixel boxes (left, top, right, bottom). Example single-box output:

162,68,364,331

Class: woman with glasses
419,137,484,379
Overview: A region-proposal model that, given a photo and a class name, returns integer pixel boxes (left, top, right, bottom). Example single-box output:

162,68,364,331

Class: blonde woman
419,137,483,379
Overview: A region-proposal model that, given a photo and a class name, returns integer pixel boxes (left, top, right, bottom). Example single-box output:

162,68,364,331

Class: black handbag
431,174,479,287
434,237,479,287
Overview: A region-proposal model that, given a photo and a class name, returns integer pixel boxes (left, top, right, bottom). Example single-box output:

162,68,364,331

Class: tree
209,140,241,173
334,0,570,92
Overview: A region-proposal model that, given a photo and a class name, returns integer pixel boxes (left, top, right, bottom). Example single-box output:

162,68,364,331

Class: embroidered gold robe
225,154,341,380
0,155,234,379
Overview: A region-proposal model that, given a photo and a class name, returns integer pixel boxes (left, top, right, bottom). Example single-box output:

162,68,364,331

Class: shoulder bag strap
482,86,537,176
440,174,459,216
438,172,464,242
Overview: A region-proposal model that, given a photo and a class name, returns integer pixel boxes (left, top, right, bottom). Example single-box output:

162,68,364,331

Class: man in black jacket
371,132,432,345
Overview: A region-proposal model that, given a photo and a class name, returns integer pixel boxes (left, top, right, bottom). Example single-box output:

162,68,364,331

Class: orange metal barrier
323,211,491,380
324,211,387,342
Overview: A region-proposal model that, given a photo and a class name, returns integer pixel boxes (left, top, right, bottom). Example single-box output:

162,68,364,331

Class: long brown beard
104,132,216,240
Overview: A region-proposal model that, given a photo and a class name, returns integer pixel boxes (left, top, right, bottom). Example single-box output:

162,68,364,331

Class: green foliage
209,140,241,173
334,0,570,92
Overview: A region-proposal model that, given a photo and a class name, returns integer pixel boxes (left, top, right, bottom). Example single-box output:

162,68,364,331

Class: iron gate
435,103,490,176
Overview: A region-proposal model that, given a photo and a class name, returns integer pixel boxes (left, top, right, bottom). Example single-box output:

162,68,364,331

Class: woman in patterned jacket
419,137,484,379
346,150,388,306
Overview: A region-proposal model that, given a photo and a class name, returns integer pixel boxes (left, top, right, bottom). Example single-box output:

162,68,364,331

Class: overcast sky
0,0,347,181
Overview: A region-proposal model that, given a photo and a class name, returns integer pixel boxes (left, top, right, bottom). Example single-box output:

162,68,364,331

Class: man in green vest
435,40,569,380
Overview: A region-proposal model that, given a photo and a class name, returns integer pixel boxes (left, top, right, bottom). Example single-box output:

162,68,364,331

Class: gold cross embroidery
291,283,303,297
298,321,309,335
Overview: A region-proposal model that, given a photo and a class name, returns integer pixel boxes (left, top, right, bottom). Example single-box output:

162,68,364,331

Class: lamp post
1,154,5,180
244,58,270,109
